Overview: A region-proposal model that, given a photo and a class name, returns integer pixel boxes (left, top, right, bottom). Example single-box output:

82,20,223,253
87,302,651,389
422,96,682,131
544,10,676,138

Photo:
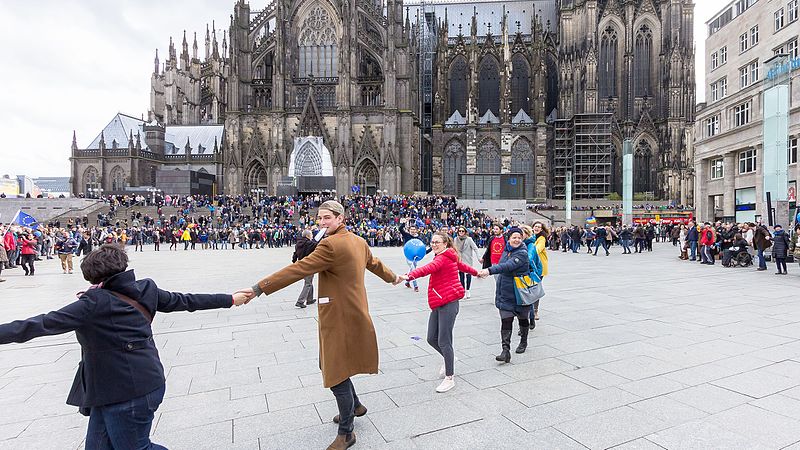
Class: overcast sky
0,0,719,178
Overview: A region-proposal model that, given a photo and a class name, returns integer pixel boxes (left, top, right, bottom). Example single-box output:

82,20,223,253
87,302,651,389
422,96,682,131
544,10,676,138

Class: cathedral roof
164,125,224,155
404,0,556,38
86,113,146,150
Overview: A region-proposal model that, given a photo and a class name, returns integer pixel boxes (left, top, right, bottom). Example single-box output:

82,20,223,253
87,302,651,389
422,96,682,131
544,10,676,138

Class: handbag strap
108,290,153,324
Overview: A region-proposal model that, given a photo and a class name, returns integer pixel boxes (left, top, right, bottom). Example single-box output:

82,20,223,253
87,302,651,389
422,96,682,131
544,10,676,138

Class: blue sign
767,56,800,80
351,185,360,194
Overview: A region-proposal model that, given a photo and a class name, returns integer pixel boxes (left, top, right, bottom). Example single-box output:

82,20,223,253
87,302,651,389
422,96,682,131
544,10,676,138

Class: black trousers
330,378,361,435
20,254,35,275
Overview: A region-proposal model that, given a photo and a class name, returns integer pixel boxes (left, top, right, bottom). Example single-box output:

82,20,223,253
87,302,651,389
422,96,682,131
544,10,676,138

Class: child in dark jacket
772,225,790,274
401,231,478,393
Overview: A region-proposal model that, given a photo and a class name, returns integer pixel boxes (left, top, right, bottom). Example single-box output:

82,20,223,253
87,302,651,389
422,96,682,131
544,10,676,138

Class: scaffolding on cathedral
418,1,436,193
552,113,614,199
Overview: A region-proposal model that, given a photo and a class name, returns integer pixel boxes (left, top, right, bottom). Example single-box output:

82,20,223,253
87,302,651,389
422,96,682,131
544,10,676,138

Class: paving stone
705,404,800,448
503,403,579,432
646,419,769,450
553,406,667,449
156,394,268,431
369,397,483,442
628,396,708,427
232,405,322,442
548,387,641,417
564,366,631,389
410,414,532,450
710,366,797,398
666,384,753,414
498,374,596,407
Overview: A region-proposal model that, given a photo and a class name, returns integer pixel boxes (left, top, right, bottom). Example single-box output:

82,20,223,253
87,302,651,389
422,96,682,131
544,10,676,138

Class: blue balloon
403,238,426,262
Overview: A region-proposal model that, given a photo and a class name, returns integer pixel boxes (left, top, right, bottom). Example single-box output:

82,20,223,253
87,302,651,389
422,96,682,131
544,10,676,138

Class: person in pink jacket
400,231,478,393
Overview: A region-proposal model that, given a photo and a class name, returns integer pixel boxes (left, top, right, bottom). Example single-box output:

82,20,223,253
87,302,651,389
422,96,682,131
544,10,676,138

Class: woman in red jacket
400,231,478,393
19,231,38,276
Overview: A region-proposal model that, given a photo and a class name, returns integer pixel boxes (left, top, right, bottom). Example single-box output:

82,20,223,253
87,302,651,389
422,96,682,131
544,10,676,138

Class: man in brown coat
239,200,399,450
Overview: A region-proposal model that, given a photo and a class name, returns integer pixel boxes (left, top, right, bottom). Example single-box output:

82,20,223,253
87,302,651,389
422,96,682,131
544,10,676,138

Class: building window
711,82,719,101
774,45,785,56
739,61,759,88
789,0,799,22
790,137,798,165
776,8,785,31
750,60,759,84
720,78,728,97
750,25,759,46
734,101,752,127
720,46,728,64
788,39,799,58
740,66,749,88
710,158,724,179
739,148,757,174
706,115,720,137
711,51,719,70
740,32,749,53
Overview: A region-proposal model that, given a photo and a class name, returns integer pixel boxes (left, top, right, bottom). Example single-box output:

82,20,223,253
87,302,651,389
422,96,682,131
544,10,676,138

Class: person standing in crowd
453,226,479,298
181,227,192,250
478,227,530,363
132,227,144,252
678,224,688,260
0,225,8,282
240,201,400,450
399,218,430,293
753,222,772,271
619,225,633,254
153,228,161,251
686,221,699,261
593,224,609,256
0,244,252,450
699,222,716,265
19,231,37,276
481,223,506,269
293,229,318,308
400,231,478,393
55,230,78,274
772,224,790,275
3,225,17,269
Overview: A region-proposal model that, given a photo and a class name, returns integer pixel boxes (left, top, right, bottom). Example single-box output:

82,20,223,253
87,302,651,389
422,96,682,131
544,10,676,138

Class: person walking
453,226,479,298
699,223,716,265
400,231,478,393
293,229,318,308
181,227,192,250
521,222,548,331
19,231,37,276
0,244,251,449
753,222,772,271
0,225,8,282
241,201,400,450
593,225,609,256
686,221,699,261
55,231,79,274
398,218,430,292
772,224,790,275
477,227,529,363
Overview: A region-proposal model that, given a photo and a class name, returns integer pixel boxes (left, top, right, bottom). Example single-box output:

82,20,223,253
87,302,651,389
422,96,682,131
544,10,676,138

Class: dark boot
516,326,529,354
495,329,512,363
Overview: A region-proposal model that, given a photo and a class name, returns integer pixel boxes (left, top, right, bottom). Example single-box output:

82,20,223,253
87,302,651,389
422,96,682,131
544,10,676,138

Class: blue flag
13,210,39,229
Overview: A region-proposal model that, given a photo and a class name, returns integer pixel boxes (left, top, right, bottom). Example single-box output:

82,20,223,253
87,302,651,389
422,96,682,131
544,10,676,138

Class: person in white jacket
453,226,479,298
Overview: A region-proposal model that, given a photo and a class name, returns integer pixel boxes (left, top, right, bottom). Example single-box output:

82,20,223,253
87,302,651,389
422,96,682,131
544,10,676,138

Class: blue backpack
526,240,544,283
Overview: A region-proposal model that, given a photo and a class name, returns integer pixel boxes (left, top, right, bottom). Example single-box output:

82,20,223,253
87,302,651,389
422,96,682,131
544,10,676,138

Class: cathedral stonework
72,0,695,201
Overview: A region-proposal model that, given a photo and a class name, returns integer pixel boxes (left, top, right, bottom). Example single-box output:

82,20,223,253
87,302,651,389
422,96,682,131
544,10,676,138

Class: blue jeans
621,239,631,253
593,238,607,255
85,385,166,450
689,241,697,260
757,248,766,269
570,241,579,253
406,260,419,289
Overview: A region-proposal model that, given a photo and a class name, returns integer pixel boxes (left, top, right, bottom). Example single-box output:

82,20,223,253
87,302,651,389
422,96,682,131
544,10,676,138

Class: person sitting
722,233,748,267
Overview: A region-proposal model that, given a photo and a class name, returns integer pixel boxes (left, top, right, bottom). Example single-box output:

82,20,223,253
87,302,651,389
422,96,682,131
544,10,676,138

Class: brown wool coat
255,224,396,388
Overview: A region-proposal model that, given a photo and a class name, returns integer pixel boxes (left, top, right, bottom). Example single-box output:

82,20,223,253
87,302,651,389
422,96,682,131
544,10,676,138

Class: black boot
516,325,529,354
495,329,512,363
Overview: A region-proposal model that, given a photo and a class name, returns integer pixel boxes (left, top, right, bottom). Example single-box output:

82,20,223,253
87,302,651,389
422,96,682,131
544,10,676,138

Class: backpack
526,241,543,282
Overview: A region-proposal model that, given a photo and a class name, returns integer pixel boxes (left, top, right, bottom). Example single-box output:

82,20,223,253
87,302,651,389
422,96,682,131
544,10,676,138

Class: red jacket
407,248,478,309
699,228,715,246
19,237,37,255
3,232,15,251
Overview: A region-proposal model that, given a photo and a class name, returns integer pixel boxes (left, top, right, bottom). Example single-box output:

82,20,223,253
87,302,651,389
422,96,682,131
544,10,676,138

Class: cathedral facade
72,0,696,201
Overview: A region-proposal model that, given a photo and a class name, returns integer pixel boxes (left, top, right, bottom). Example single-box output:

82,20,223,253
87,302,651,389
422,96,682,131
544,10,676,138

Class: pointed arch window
83,166,99,194
476,139,501,173
297,7,338,78
511,54,530,116
599,28,618,98
634,140,653,193
110,166,126,192
443,140,466,194
359,50,383,106
634,25,653,97
478,57,500,116
511,138,535,198
449,57,468,116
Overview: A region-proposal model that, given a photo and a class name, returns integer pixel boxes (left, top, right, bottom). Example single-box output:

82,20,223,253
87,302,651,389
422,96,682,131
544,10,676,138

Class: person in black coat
0,244,251,450
293,229,318,308
772,225,790,275
478,227,529,364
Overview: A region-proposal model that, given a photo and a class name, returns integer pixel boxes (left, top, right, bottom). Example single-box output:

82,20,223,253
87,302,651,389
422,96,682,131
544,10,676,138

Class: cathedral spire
153,48,159,75
71,130,78,151
192,32,198,60
168,36,176,67
222,30,227,57
470,7,477,38
205,24,211,60
211,21,219,59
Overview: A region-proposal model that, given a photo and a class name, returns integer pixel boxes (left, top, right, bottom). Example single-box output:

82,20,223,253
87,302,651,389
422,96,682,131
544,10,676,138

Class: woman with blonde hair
521,222,549,330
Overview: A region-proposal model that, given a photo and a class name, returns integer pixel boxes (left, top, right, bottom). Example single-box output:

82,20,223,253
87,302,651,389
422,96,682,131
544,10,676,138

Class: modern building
32,177,71,198
694,0,799,223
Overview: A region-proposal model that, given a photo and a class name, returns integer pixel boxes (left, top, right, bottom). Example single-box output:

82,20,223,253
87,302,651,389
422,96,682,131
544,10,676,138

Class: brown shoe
332,404,367,423
326,432,356,450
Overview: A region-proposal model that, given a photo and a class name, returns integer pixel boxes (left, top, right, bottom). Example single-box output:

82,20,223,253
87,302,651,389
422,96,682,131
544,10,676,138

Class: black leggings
458,272,472,290
21,254,35,275
776,258,788,273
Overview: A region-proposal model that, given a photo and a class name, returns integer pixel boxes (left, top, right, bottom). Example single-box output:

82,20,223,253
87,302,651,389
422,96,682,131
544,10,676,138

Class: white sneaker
436,376,455,393
438,357,458,378
465,291,471,299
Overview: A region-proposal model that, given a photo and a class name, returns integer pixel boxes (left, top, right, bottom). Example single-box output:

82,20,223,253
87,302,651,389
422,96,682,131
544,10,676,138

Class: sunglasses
458,229,466,233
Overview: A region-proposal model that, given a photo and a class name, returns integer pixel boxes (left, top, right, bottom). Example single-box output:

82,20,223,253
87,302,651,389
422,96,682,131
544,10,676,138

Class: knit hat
507,226,523,237
319,200,345,216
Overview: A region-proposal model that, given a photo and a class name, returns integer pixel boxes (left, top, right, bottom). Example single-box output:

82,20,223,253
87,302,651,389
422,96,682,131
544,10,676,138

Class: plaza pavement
0,242,799,449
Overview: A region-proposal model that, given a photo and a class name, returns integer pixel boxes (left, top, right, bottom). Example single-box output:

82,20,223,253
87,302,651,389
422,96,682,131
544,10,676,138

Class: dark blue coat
686,226,699,242
488,244,529,311
0,270,232,410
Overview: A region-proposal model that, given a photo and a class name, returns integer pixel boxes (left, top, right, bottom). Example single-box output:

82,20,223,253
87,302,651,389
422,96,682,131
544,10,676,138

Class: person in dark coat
293,229,319,308
753,222,773,271
478,227,529,364
0,244,251,449
772,225,790,275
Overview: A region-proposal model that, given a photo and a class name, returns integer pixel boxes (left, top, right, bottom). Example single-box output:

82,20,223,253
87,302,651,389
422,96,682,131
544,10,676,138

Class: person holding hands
399,231,478,393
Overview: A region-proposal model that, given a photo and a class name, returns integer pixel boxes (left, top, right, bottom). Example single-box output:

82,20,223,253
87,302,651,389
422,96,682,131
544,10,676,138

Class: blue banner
13,210,39,229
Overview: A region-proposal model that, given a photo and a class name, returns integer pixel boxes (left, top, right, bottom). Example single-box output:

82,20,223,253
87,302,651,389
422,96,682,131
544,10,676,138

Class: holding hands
232,288,257,306
477,269,490,278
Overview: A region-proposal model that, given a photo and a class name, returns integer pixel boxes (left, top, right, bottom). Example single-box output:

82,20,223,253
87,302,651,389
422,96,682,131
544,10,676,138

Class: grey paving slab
1,244,800,449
